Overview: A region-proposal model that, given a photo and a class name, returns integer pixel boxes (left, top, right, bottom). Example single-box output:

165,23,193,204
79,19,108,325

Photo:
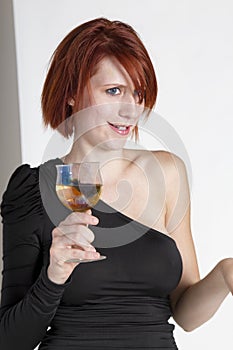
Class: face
72,56,145,150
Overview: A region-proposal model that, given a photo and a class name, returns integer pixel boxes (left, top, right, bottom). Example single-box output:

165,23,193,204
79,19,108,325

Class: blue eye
134,89,144,103
106,87,121,96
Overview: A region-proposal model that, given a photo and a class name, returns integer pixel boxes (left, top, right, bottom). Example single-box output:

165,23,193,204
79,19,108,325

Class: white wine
56,183,102,212
55,164,106,263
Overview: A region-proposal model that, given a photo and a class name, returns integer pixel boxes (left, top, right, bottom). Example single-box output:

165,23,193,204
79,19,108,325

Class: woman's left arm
171,257,232,332
158,151,233,332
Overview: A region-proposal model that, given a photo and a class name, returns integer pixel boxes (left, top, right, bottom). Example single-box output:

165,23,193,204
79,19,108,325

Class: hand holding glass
56,162,106,263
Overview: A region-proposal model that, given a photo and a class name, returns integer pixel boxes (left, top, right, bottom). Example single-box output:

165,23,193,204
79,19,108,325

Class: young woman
0,17,232,350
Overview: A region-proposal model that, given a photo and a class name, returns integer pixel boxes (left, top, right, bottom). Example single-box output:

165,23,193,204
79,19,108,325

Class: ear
68,98,75,106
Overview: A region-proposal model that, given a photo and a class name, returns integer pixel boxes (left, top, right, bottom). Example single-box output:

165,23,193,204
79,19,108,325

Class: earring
68,98,75,106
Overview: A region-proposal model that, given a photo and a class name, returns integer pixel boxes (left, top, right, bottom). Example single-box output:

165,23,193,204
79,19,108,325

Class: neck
62,138,127,167
61,138,134,197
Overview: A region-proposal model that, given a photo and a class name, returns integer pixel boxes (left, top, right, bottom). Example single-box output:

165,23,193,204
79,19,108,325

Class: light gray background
1,0,233,349
0,0,22,289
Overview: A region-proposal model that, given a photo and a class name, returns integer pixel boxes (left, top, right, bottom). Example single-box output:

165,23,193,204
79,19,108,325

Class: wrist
47,265,69,285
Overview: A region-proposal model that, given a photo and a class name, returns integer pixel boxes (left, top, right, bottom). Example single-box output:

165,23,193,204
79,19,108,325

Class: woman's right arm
0,165,100,349
0,165,72,350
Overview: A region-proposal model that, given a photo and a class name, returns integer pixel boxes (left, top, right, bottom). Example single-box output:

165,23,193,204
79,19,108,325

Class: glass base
65,255,107,263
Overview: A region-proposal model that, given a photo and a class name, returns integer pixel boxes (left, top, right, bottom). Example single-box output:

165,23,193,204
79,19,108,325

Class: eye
134,89,144,104
106,87,121,96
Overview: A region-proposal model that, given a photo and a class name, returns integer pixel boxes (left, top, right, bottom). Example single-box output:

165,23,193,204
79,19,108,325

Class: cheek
136,105,144,119
78,87,95,110
72,105,108,138
130,103,145,124
139,101,145,113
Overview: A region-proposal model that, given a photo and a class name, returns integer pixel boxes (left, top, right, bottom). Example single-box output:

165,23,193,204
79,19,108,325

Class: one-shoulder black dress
0,158,183,350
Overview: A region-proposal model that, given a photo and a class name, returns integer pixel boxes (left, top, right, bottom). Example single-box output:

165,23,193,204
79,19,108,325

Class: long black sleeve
0,165,70,350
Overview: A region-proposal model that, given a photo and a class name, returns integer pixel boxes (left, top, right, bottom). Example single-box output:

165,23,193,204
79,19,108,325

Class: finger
55,246,100,264
60,212,99,227
53,233,95,250
68,248,101,261
55,225,96,244
56,223,94,236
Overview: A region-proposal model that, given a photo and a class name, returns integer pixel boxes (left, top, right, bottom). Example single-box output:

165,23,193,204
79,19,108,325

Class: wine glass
56,162,106,263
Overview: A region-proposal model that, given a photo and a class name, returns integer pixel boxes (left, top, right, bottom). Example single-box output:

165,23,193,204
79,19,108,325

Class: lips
107,122,131,136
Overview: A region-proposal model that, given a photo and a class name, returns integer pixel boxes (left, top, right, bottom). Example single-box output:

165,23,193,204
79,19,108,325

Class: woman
0,17,232,350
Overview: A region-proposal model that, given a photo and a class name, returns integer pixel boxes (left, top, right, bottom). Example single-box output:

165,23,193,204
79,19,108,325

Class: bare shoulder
152,150,189,186
151,151,191,233
151,148,189,186
124,148,187,177
151,150,186,168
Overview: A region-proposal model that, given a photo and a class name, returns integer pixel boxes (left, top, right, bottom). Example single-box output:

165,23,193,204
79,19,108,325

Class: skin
47,56,233,332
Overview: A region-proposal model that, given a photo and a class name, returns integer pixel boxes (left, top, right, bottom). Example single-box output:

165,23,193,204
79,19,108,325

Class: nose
118,91,136,117
119,101,135,117
118,101,143,123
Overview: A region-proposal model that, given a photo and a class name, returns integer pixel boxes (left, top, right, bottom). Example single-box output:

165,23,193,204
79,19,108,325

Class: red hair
41,18,158,139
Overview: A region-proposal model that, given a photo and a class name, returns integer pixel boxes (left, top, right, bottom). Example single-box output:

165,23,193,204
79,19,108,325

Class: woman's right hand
47,210,100,284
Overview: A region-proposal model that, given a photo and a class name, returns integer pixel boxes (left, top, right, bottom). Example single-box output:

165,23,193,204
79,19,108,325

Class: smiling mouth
107,122,132,135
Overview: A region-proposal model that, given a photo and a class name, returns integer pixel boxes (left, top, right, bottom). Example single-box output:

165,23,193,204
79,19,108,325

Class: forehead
90,56,135,88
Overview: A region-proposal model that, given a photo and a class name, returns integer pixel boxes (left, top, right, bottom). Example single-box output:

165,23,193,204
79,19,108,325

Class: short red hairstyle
41,17,158,138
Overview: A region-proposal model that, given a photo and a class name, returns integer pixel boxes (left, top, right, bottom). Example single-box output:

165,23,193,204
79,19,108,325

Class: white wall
4,0,233,348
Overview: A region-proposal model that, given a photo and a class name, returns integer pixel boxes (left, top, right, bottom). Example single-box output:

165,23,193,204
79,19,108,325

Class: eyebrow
102,83,127,87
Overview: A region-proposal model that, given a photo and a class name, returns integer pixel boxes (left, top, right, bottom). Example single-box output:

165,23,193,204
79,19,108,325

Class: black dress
0,158,183,350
